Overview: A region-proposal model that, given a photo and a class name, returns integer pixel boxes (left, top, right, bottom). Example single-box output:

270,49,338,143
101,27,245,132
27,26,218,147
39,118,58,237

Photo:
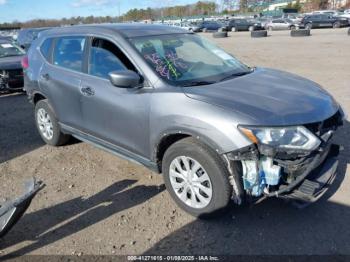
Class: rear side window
40,38,53,61
53,37,85,72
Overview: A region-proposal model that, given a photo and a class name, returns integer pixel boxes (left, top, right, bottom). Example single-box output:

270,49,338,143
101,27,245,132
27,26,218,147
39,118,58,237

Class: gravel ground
0,28,349,257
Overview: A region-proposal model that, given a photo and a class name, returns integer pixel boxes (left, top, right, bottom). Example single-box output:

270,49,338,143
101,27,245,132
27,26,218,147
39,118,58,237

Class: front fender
149,91,252,160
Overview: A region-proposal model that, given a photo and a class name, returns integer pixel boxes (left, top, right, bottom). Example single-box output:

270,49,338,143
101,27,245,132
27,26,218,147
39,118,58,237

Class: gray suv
23,24,345,217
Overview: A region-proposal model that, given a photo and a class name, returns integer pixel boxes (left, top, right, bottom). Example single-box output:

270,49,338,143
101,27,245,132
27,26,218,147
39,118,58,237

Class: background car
192,21,224,32
228,18,264,32
256,17,271,29
16,27,51,50
300,14,349,29
265,18,299,30
0,39,25,92
0,35,15,42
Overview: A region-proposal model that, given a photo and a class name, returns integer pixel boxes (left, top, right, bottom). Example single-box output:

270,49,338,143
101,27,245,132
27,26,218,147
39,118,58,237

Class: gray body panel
183,67,339,126
24,24,340,171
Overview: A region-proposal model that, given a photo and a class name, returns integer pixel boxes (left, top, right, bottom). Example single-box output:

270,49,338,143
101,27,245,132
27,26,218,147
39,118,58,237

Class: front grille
7,69,23,78
304,111,342,137
4,69,24,89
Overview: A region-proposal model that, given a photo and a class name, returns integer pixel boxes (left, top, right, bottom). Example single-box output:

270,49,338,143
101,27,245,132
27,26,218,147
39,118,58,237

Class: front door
79,37,152,158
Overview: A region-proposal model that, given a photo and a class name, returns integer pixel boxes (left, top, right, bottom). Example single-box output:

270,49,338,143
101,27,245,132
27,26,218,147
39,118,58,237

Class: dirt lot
0,28,350,257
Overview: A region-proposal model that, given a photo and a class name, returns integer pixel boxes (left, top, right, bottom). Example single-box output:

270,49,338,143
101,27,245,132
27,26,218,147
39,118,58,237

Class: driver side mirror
108,70,141,88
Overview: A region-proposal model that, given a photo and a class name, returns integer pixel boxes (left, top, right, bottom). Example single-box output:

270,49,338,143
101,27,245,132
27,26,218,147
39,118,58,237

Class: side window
40,38,53,61
88,38,136,79
53,37,85,72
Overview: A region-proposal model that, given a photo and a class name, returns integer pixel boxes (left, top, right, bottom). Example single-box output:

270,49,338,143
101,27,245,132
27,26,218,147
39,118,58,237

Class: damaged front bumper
224,111,344,208
269,143,339,207
226,143,340,208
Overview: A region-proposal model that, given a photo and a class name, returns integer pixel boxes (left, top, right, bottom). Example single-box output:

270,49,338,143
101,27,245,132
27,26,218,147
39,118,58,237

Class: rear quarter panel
24,39,44,99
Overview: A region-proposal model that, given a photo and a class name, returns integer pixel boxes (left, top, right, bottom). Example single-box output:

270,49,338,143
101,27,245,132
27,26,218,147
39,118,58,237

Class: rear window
53,37,85,72
40,38,53,61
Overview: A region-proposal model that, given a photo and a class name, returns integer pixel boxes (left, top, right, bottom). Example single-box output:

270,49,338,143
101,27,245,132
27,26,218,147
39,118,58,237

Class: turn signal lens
239,127,259,144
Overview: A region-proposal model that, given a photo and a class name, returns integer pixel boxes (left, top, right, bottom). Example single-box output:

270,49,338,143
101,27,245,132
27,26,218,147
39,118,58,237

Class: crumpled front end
225,110,344,207
0,68,24,92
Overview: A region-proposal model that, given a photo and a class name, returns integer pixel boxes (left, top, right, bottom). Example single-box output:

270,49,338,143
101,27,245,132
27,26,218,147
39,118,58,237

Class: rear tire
162,138,232,218
35,100,70,146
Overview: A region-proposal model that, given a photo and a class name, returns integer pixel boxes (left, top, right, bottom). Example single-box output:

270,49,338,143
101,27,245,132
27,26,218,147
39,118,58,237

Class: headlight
239,126,321,151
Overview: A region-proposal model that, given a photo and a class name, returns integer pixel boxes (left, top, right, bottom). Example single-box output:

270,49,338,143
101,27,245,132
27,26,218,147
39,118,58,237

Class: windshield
0,42,25,58
129,33,250,86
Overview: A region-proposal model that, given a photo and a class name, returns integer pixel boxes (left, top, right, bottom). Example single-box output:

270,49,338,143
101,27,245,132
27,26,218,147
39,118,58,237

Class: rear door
79,37,152,158
40,36,87,129
235,19,244,30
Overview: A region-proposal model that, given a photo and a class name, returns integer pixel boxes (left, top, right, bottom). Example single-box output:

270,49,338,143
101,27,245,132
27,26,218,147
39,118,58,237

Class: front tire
333,22,340,28
35,100,70,146
162,138,232,218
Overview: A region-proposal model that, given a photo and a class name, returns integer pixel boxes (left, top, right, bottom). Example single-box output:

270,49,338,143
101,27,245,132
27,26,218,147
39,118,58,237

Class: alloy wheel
37,108,54,140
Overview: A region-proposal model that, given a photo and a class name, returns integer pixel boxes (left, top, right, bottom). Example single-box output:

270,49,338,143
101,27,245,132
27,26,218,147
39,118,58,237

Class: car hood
0,56,23,70
183,67,339,126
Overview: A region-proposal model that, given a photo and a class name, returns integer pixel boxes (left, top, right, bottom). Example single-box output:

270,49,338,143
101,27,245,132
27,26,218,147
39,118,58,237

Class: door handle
81,86,95,96
41,73,50,81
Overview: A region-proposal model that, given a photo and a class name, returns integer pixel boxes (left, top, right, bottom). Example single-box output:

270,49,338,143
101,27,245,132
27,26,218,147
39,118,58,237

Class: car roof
40,23,189,38
0,38,12,44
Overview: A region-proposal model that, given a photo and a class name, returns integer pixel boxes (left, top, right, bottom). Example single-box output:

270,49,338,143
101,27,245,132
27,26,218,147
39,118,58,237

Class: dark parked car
300,14,349,29
0,39,25,92
24,24,344,217
228,18,264,31
17,27,51,50
192,21,223,32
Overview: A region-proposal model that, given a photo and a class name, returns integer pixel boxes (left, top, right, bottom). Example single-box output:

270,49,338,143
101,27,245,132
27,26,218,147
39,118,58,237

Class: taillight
21,56,29,69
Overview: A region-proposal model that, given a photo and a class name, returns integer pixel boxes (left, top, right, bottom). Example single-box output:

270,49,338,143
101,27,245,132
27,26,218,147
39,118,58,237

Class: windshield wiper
183,81,216,87
219,70,253,82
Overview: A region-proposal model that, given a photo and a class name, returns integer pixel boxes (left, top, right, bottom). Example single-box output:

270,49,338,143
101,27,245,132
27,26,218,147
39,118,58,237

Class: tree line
0,1,217,29
0,0,349,29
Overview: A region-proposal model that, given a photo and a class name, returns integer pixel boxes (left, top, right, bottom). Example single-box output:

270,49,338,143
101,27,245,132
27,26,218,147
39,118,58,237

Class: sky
0,0,202,23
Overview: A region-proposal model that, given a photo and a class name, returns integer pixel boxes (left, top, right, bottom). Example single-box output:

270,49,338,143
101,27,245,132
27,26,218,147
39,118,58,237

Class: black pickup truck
300,14,349,29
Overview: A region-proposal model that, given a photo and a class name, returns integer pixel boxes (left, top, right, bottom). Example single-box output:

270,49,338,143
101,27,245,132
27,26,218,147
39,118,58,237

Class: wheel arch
33,92,47,105
153,130,227,173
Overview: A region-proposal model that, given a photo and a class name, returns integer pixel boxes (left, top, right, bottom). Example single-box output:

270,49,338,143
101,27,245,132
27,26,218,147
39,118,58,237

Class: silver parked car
23,24,345,217
266,18,299,30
